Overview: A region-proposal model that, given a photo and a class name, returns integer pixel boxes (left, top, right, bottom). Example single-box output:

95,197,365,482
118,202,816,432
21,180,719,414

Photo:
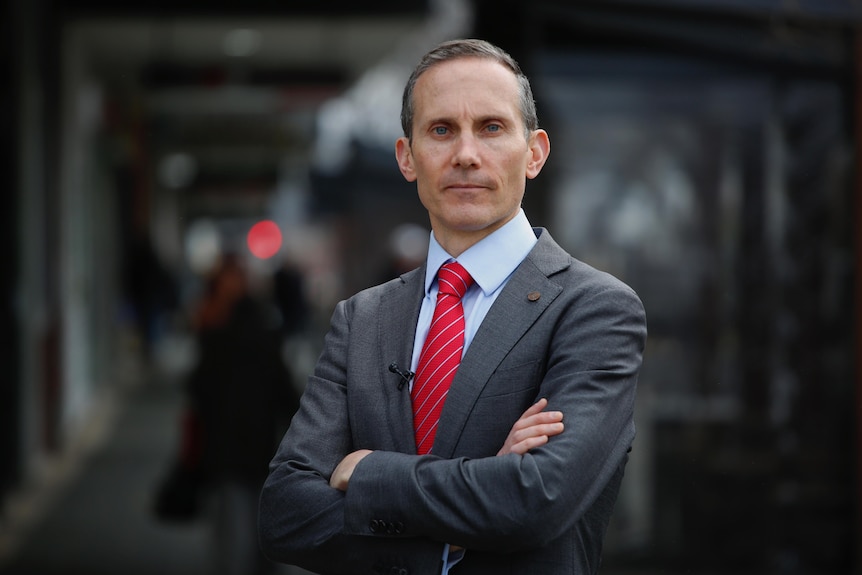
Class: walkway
0,357,311,575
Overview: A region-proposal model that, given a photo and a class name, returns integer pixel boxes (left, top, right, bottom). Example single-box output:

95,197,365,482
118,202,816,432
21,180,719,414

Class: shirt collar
424,209,538,296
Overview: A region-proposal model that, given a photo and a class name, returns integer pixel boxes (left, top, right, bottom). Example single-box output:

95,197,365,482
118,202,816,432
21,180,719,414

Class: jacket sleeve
341,279,647,552
258,298,445,575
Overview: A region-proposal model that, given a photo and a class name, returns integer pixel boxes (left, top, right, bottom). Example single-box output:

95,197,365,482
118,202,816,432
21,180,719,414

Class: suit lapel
433,230,570,458
378,267,425,454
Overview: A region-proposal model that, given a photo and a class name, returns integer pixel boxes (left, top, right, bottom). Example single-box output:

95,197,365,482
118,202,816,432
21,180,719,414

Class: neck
432,211,521,258
434,231,487,258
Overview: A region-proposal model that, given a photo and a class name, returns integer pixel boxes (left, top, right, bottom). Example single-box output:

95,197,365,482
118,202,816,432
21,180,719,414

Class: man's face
396,57,549,255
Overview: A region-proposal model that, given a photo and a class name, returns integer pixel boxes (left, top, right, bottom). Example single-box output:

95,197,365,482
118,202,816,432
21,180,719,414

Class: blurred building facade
1,0,860,573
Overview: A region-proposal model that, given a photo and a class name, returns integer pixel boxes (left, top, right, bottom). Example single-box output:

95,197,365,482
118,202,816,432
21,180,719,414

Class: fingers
506,420,565,455
510,398,564,433
512,434,551,453
497,398,565,456
519,397,549,419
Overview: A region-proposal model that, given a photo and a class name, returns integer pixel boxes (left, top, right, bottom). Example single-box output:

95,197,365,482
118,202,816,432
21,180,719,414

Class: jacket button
369,519,380,533
394,522,404,534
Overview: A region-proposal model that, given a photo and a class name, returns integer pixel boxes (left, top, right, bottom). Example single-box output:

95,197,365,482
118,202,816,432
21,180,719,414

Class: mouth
444,181,492,192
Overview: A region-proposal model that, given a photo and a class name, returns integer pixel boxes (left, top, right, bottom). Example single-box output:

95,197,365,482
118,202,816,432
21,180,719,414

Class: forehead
413,57,522,120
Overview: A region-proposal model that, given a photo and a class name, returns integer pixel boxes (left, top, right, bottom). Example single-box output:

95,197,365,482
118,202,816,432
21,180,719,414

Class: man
259,39,647,575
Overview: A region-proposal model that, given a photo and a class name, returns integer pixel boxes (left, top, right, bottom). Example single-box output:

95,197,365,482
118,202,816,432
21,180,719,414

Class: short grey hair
400,38,539,142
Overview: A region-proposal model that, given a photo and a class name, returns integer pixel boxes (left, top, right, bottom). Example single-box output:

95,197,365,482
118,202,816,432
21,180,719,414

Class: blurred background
0,0,859,574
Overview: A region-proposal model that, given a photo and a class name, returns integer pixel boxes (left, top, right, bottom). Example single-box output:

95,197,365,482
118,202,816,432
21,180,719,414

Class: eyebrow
424,114,513,128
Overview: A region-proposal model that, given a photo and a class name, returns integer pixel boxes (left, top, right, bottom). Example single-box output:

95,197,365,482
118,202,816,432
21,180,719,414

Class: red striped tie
412,261,474,455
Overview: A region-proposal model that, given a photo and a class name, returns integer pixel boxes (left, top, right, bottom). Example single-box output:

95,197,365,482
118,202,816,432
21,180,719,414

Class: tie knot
437,261,474,299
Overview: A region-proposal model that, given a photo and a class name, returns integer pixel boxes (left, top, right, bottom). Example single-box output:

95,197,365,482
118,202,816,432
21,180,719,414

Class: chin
450,219,504,237
444,213,490,229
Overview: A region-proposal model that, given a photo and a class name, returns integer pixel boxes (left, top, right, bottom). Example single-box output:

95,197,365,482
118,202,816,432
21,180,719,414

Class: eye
433,126,448,136
485,124,501,133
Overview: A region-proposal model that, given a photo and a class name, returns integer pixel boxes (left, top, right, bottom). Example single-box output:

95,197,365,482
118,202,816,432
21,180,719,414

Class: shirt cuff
440,543,466,574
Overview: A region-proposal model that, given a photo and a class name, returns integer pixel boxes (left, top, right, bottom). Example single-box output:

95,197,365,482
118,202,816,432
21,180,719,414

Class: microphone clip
388,362,415,390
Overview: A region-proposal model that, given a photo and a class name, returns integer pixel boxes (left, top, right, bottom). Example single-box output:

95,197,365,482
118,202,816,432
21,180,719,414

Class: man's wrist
330,449,373,491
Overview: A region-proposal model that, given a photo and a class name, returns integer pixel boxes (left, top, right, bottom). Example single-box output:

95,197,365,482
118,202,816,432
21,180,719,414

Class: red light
247,220,282,259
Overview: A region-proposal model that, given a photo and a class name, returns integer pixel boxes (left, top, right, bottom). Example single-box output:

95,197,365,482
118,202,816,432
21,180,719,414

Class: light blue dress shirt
410,209,538,373
408,209,538,574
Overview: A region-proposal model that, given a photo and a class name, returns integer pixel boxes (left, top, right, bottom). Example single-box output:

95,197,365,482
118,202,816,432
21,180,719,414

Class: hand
329,449,372,491
497,398,564,456
452,399,561,554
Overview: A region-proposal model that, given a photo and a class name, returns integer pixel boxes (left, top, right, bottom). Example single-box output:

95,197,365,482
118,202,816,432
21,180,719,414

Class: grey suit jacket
259,228,647,575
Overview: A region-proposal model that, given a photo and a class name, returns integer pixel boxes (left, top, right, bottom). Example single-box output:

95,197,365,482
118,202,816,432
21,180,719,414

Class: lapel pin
527,291,541,302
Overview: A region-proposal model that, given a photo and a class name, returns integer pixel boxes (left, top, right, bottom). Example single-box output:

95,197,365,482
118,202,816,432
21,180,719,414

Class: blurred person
259,39,647,575
187,253,300,575
124,235,180,355
272,256,309,338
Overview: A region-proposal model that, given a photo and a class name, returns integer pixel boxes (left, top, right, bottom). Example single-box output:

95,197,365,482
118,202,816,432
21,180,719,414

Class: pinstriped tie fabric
412,261,474,455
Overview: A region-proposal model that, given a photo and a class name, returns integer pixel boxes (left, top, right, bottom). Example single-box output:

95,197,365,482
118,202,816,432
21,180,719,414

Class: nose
452,133,481,168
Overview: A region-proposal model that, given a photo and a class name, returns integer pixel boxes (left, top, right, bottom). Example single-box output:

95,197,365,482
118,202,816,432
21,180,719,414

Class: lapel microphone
388,363,415,390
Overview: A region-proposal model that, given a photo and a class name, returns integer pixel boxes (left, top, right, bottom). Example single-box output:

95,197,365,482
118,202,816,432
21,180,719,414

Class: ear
395,137,417,182
525,129,550,180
